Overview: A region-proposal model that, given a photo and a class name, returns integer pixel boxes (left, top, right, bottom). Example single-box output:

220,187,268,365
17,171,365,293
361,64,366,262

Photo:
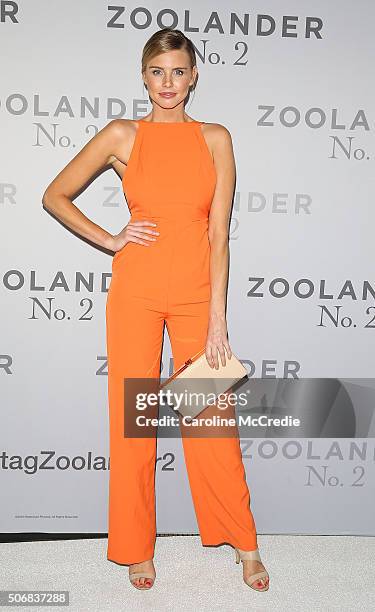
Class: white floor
1,534,374,611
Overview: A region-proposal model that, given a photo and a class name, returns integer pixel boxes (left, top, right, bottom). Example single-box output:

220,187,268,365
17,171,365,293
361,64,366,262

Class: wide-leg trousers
105,285,258,565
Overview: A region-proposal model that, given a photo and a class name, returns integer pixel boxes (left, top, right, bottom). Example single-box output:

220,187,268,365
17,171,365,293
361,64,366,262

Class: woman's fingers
218,344,227,368
128,221,159,236
125,220,159,246
127,229,157,243
113,220,159,251
223,341,232,360
206,342,232,369
205,346,214,368
206,345,219,369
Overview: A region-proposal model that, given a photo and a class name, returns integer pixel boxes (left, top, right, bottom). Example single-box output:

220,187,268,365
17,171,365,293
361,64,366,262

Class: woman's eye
151,69,184,76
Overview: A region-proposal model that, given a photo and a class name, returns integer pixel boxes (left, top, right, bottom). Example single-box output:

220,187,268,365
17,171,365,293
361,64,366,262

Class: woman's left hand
205,313,232,369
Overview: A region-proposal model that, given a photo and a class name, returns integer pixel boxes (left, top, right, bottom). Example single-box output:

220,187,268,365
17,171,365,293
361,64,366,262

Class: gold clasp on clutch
159,350,204,389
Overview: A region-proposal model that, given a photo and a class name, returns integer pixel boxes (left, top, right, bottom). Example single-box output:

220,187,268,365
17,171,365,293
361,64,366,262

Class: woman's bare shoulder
201,122,233,140
201,123,233,159
106,119,138,166
106,118,138,137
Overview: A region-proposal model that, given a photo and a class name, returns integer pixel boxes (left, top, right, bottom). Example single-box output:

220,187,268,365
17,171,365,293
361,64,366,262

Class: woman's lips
159,92,176,98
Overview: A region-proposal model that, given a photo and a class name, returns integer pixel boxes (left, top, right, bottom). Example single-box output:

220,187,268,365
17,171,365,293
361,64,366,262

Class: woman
42,27,269,593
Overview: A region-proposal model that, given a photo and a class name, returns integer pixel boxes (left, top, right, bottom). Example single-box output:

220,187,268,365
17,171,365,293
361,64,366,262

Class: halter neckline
137,119,203,125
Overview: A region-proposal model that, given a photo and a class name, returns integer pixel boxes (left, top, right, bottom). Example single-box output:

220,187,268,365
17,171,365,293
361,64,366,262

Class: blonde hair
141,27,197,87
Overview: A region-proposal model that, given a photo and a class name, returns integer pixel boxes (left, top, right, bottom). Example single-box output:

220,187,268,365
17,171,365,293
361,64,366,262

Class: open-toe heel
129,561,156,590
234,547,269,591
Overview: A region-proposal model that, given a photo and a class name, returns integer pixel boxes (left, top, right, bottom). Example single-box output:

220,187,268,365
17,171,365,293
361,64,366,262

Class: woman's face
143,49,197,110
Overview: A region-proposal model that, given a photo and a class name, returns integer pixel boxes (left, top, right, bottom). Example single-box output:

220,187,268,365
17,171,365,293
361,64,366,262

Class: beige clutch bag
159,347,248,419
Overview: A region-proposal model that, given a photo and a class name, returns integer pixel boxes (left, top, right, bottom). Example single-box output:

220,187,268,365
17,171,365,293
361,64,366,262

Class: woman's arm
42,119,131,252
206,124,236,368
108,156,127,180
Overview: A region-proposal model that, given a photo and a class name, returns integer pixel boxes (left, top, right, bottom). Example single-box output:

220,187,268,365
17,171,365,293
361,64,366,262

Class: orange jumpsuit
105,119,258,564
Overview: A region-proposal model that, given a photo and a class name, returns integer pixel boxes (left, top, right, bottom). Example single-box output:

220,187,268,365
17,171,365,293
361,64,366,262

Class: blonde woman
43,27,269,593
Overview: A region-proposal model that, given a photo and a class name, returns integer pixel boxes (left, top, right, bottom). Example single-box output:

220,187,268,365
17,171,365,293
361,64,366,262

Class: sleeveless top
122,119,216,221
112,119,217,309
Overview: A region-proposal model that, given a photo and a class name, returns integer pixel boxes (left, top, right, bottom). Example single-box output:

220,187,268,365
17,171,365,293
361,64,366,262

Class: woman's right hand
111,220,159,253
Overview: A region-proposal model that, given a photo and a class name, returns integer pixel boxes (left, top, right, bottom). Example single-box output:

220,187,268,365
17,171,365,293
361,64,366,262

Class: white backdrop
1,1,374,535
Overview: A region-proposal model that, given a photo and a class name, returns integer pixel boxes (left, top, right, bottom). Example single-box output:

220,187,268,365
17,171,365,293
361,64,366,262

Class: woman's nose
163,76,173,86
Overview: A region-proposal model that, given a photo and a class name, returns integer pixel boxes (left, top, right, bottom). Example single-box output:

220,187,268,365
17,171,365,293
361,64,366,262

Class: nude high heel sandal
234,547,269,591
129,564,156,590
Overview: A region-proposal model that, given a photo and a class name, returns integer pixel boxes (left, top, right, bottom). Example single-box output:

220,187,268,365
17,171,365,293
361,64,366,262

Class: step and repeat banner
1,1,374,535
